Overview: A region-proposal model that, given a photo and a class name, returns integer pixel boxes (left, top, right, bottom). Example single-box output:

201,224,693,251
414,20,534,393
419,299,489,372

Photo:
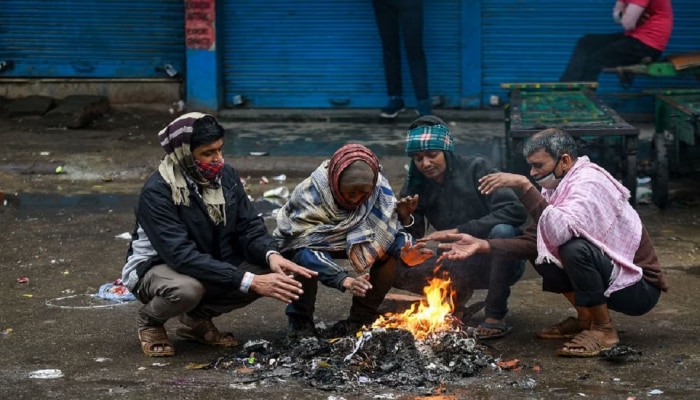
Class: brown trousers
134,263,267,329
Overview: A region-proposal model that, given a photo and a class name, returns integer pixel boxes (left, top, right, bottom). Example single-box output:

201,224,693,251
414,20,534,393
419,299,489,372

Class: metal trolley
502,82,640,205
648,89,700,208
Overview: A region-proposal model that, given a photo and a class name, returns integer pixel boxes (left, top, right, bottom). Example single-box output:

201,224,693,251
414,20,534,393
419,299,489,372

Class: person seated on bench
560,0,673,83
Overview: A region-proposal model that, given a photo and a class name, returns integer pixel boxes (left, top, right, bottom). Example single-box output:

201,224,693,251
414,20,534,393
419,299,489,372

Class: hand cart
501,82,640,205
646,89,700,208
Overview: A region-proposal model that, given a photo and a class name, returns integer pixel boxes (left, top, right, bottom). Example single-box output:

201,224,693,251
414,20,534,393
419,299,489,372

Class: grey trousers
134,263,266,329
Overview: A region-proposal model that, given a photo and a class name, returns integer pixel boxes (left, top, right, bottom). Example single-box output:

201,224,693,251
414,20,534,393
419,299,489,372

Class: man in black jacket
121,112,315,357
394,115,528,340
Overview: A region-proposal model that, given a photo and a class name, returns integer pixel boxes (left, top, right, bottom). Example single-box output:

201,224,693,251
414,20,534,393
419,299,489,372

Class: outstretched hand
250,273,305,304
478,172,532,195
400,242,434,266
268,253,317,279
418,232,491,262
342,274,372,297
254,253,318,304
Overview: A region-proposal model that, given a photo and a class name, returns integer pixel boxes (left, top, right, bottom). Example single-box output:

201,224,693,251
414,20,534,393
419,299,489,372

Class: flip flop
475,321,513,340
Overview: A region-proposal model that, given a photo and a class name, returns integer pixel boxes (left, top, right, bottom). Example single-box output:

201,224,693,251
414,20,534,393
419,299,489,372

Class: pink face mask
195,159,224,181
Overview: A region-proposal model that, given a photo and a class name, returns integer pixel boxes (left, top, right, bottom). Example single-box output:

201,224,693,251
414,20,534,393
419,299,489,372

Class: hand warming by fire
371,275,457,340
399,242,434,266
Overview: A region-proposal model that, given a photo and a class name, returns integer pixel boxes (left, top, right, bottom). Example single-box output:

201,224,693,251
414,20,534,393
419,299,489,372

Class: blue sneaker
415,98,432,117
379,97,405,118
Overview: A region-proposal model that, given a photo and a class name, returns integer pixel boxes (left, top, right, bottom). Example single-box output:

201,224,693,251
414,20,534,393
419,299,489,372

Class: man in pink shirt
560,0,673,82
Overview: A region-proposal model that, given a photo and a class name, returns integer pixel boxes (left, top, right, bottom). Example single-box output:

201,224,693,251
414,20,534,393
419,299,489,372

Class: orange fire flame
372,276,456,340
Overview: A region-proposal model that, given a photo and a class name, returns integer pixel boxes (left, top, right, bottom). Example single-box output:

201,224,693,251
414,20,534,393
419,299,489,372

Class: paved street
1,107,699,399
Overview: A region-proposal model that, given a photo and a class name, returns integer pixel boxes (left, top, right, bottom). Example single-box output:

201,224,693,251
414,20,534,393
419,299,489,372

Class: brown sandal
556,330,618,357
176,320,238,347
138,326,175,357
536,316,586,340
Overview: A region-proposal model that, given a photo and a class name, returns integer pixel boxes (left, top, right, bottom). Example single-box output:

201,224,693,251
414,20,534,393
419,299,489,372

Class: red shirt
624,0,673,51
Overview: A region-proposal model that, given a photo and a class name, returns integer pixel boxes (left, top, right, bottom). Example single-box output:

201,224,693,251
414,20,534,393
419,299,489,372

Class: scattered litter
2,328,13,336
115,232,132,240
152,362,169,367
138,367,146,371
273,174,287,182
55,165,65,174
62,270,70,275
61,289,75,294
263,186,289,199
186,363,210,370
516,378,536,389
600,345,642,363
647,389,663,395
636,176,652,204
94,282,136,302
228,382,257,390
94,357,112,363
496,358,520,370
40,151,50,156
29,369,64,379
22,294,33,298
250,152,268,157
16,276,29,284
259,176,269,185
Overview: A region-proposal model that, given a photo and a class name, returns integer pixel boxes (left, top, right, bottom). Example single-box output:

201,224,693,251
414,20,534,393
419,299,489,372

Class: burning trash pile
206,277,496,393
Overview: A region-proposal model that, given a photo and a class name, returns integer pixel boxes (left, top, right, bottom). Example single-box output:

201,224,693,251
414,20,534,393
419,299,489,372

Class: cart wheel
624,153,638,208
651,131,669,209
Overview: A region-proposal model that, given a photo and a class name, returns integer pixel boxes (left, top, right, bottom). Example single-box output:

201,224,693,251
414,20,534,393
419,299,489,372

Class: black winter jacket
400,154,528,239
124,164,276,290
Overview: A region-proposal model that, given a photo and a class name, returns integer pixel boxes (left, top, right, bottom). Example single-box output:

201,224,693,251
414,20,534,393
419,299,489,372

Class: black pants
534,238,660,316
560,33,662,82
372,0,429,101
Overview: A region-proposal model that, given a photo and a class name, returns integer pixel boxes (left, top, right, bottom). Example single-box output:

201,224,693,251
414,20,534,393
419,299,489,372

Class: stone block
7,95,56,117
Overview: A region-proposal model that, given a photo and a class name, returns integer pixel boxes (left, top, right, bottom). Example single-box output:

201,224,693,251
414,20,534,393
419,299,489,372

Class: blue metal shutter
0,0,184,78
482,0,700,113
220,0,463,109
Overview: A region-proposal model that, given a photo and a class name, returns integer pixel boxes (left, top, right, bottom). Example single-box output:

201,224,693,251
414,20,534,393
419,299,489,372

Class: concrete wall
0,79,182,105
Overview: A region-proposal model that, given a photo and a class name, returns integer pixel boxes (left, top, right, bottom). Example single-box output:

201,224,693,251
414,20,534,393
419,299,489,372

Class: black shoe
379,98,405,118
287,317,317,340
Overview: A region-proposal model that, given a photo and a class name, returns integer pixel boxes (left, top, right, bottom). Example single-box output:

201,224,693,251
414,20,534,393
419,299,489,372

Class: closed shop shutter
0,0,185,78
220,0,464,109
482,0,700,113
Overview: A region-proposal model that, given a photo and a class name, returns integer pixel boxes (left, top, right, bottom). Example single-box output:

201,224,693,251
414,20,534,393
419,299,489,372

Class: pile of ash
206,325,495,393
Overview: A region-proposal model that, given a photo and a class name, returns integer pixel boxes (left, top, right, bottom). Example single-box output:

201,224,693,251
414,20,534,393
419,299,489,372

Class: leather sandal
556,330,619,357
176,319,238,347
536,316,586,340
138,326,175,357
